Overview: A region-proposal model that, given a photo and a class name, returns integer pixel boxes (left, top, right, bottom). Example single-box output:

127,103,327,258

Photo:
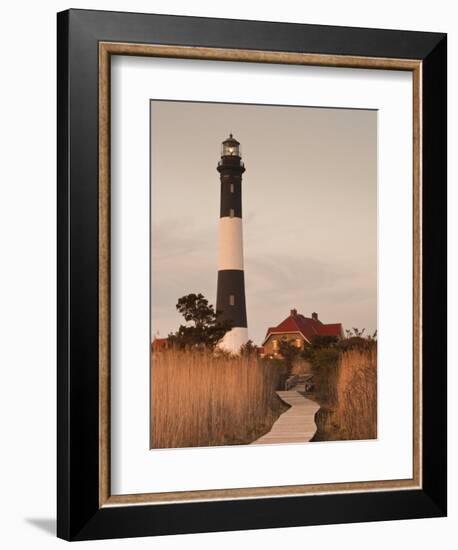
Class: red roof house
151,337,169,353
262,309,343,355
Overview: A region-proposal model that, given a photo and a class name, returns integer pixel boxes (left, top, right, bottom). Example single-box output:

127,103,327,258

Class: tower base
217,327,249,354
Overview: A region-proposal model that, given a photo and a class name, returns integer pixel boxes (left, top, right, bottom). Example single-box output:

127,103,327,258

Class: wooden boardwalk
252,391,319,445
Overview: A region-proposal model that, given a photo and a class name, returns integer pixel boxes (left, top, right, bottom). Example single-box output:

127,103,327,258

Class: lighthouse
216,134,248,353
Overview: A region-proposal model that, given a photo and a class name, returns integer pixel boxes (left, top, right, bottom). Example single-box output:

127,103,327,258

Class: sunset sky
150,100,377,345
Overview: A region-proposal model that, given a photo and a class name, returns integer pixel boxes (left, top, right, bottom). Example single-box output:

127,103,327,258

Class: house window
229,294,235,306
295,338,302,348
229,208,235,217
272,339,278,351
230,183,234,193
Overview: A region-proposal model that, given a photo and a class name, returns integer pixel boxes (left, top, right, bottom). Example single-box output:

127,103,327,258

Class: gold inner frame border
98,42,422,507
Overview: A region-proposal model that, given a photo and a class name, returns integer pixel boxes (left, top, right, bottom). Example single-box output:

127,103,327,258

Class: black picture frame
57,8,447,541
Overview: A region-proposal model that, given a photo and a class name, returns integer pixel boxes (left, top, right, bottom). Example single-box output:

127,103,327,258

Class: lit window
295,338,302,348
230,183,234,193
229,209,235,218
229,294,235,306
272,339,278,351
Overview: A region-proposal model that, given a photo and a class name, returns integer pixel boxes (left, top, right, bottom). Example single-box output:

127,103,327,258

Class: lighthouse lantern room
221,133,242,157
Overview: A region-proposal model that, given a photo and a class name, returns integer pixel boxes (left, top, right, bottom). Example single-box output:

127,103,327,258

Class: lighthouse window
222,142,240,157
229,294,235,306
230,183,234,193
229,209,235,218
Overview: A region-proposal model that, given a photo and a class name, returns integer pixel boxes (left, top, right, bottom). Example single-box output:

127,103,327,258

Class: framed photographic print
57,9,447,541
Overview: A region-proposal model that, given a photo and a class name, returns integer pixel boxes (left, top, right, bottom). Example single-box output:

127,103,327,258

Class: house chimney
312,312,318,321
290,309,297,317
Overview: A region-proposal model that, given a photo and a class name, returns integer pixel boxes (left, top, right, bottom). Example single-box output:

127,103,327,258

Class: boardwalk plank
251,391,319,445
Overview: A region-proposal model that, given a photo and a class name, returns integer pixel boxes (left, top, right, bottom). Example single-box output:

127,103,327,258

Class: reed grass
151,349,286,448
312,344,377,441
334,347,377,440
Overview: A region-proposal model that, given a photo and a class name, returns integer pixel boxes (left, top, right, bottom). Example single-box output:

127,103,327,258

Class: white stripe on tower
216,134,248,354
218,218,244,271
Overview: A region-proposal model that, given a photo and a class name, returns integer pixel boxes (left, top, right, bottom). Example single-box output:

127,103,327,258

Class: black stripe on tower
220,178,242,218
217,154,245,218
216,270,248,328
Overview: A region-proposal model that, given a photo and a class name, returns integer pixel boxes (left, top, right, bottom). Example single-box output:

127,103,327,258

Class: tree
312,335,339,349
278,338,301,371
168,293,232,350
240,339,257,357
345,327,366,338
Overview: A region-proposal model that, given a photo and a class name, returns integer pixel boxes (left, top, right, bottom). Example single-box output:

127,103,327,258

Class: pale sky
151,100,377,345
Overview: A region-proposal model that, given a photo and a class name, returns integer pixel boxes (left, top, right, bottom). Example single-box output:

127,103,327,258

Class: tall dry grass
334,347,377,440
312,344,377,441
151,349,286,449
